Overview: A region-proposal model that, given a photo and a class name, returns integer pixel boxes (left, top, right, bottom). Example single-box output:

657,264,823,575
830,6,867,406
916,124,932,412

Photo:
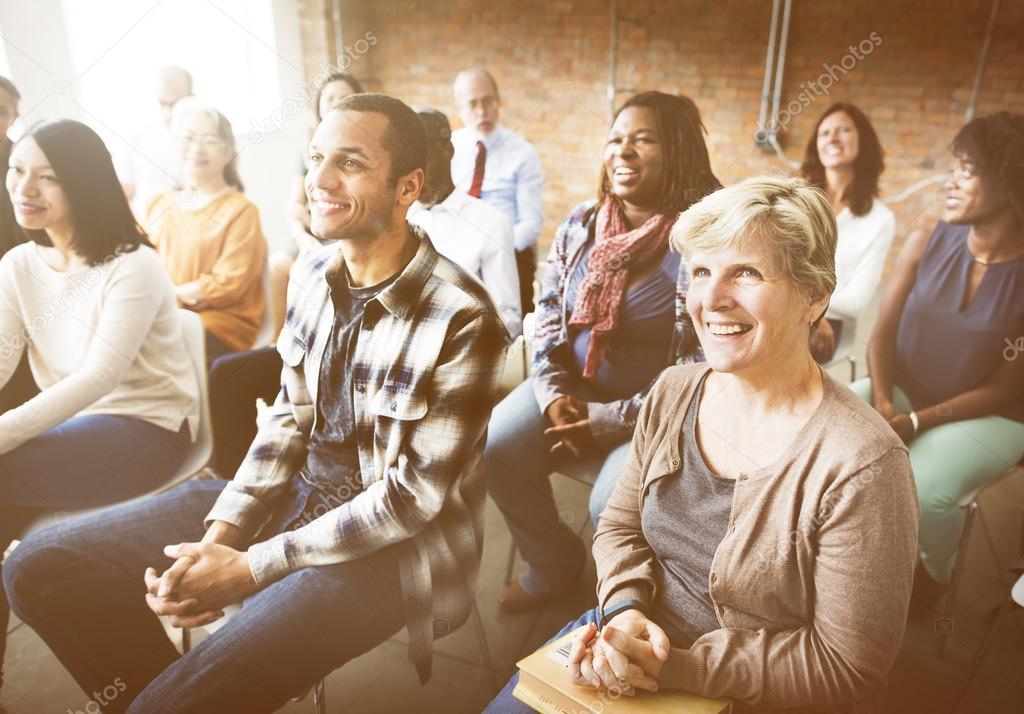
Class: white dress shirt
451,124,544,252
828,198,896,322
115,120,181,219
408,190,522,338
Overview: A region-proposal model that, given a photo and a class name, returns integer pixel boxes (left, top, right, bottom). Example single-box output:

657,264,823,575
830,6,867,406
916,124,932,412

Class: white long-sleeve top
0,243,198,454
408,190,522,338
827,199,896,322
451,124,544,252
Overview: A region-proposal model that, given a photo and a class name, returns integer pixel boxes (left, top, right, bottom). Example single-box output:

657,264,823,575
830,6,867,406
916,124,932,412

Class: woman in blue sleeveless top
851,112,1024,610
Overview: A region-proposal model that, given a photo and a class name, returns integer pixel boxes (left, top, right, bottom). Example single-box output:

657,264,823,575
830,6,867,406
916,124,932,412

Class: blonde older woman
485,176,918,713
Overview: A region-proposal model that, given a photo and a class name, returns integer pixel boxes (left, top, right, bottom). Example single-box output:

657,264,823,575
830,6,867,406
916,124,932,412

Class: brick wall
299,0,1024,259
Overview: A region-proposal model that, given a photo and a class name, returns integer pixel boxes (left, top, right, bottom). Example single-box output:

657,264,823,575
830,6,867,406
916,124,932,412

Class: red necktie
468,140,486,198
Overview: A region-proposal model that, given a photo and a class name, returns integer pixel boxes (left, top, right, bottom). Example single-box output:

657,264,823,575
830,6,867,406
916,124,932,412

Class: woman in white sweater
0,119,198,686
800,103,895,362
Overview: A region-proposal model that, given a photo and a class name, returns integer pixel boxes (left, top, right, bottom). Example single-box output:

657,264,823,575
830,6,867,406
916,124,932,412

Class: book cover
512,626,731,713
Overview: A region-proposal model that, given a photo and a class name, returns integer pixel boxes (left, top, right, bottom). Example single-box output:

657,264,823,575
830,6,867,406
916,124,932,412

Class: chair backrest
176,309,213,476
825,290,884,384
1012,573,1024,607
16,310,213,540
496,335,527,400
850,290,884,370
252,262,275,349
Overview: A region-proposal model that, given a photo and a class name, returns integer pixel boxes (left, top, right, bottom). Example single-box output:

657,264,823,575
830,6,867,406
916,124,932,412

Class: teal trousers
850,378,1024,583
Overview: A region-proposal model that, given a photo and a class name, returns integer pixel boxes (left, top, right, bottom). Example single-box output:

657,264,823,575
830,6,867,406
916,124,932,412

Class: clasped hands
175,282,211,311
876,399,916,444
544,395,597,458
144,526,259,629
569,610,670,696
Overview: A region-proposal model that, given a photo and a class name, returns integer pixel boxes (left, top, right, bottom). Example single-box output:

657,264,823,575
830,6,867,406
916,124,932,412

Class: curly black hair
951,111,1024,224
597,91,721,218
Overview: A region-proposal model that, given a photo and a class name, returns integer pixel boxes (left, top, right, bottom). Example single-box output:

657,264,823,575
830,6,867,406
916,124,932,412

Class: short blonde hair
670,175,837,299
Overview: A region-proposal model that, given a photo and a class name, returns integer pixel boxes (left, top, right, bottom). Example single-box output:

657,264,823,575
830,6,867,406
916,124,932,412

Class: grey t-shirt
302,267,397,496
642,371,735,645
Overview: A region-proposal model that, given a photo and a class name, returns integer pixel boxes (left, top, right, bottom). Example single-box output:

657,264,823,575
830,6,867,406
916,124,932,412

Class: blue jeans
0,414,187,685
3,479,408,714
485,379,630,597
484,606,602,713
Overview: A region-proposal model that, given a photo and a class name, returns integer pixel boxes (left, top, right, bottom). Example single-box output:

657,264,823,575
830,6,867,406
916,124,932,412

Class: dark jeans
0,414,188,690
3,479,407,714
485,379,628,597
208,346,282,477
515,247,536,315
204,330,235,369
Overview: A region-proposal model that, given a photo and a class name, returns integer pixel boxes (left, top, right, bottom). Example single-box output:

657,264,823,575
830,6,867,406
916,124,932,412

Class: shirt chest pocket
276,336,314,428
369,387,427,421
368,386,427,463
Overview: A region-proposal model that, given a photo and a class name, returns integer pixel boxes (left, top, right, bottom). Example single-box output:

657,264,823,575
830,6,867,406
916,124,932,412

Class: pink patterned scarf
569,200,671,380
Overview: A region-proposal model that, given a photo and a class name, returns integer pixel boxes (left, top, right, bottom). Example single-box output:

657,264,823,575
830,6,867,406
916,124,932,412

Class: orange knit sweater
146,189,266,352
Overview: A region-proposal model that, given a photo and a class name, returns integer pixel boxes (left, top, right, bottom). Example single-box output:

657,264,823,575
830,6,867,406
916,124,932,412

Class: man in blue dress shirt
451,68,544,315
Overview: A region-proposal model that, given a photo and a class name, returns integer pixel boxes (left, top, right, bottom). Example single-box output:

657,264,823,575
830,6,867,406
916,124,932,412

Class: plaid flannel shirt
205,225,508,682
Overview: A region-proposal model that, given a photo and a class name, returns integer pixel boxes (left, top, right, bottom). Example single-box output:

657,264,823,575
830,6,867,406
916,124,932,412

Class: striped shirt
205,225,508,682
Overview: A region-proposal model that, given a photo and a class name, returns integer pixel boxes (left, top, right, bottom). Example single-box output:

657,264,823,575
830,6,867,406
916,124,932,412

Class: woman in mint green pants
855,111,1024,605
849,381,1024,584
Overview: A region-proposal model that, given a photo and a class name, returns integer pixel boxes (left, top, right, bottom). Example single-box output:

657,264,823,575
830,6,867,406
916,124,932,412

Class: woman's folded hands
568,609,670,695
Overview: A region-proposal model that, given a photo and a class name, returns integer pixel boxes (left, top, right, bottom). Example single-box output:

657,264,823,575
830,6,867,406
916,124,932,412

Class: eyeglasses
178,133,226,149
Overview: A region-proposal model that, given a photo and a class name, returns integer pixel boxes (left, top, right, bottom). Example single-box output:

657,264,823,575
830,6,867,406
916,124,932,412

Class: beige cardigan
595,364,919,713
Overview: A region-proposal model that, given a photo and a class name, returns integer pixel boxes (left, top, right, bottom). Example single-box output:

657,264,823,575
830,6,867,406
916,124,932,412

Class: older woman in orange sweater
145,98,266,362
486,177,918,713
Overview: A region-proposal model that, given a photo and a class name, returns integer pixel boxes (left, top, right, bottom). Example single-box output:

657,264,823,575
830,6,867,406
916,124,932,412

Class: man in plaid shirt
4,94,508,712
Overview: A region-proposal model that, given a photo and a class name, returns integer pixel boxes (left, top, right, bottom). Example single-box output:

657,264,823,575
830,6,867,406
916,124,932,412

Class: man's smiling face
305,109,401,242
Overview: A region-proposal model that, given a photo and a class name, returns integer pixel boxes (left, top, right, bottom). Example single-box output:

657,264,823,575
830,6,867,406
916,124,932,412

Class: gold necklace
968,243,1024,265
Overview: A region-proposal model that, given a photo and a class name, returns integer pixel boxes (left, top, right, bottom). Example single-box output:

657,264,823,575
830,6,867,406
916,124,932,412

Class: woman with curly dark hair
800,102,894,361
485,91,719,613
852,111,1024,611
